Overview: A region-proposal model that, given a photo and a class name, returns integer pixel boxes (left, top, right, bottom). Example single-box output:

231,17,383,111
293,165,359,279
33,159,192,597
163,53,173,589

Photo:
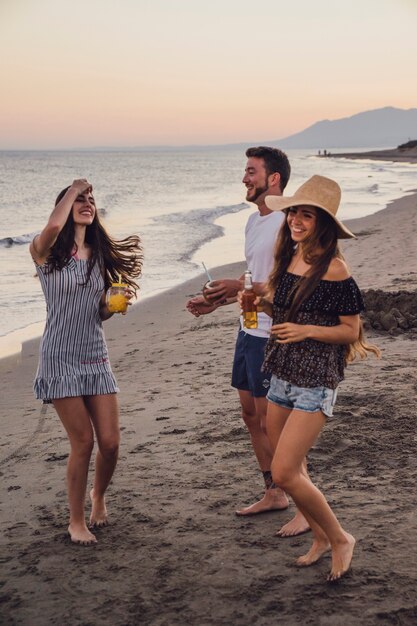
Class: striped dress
34,256,119,402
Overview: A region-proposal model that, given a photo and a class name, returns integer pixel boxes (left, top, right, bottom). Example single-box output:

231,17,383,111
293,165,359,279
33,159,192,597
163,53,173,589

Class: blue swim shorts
231,330,271,397
267,375,338,418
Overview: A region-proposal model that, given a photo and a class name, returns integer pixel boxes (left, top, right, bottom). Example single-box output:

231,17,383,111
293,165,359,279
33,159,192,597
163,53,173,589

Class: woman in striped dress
30,179,142,545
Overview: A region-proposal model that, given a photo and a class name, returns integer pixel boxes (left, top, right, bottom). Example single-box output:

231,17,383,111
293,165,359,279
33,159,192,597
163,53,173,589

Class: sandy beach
1,191,417,625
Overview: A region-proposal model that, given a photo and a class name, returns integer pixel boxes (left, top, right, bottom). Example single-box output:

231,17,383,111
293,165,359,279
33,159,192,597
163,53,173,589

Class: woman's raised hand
71,178,93,194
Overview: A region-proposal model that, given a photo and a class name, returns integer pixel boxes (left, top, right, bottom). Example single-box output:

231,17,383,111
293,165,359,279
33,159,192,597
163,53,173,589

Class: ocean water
0,147,416,357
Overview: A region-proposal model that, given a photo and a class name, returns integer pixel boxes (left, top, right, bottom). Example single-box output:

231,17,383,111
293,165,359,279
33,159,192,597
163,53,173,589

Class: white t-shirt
241,210,285,338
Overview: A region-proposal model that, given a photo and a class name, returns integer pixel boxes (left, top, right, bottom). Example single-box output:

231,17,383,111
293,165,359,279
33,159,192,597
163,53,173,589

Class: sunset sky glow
1,0,416,149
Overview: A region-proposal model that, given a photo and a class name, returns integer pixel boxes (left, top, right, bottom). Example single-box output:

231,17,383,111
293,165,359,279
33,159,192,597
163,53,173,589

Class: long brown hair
345,324,381,364
266,206,380,362
46,186,143,291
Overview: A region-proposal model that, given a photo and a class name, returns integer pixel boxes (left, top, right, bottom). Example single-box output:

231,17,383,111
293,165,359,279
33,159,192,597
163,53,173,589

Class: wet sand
1,192,417,625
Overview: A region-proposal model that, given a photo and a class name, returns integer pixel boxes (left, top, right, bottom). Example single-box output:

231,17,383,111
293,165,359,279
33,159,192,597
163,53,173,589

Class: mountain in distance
274,106,417,149
76,106,416,152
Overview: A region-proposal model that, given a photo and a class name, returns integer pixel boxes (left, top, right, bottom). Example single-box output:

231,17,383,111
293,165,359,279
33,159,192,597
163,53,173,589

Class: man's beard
247,184,268,202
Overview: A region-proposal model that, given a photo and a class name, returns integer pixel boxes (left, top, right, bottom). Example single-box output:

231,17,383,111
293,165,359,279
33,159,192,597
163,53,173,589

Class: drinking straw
202,262,212,283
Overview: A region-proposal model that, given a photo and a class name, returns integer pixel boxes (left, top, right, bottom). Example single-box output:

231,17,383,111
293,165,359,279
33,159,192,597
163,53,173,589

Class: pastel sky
1,0,416,149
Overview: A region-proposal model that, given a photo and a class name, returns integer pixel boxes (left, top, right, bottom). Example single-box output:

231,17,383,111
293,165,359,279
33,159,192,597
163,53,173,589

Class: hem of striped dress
34,373,119,403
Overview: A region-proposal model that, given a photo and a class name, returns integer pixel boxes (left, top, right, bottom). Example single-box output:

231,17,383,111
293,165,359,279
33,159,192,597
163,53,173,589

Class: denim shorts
267,375,338,417
231,331,271,397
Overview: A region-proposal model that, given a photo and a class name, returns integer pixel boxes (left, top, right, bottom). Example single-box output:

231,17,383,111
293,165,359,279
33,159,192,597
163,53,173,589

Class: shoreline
321,146,417,164
1,193,417,624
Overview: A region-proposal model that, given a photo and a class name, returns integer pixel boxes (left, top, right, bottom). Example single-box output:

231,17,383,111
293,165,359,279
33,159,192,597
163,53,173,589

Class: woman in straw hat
257,175,380,582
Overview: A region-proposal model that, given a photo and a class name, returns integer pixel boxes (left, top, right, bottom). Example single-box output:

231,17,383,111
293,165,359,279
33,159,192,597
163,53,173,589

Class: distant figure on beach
256,175,380,581
30,179,143,545
186,147,309,536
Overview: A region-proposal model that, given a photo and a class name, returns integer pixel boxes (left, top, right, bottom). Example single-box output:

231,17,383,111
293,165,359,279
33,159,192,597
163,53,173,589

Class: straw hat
265,175,355,239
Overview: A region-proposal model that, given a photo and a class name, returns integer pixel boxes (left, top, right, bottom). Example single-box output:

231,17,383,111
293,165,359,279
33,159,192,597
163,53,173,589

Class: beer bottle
242,270,258,329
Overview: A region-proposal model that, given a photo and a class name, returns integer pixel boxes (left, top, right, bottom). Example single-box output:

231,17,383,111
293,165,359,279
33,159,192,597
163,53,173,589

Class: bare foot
296,539,331,567
327,532,356,583
89,489,108,528
68,523,97,546
236,488,289,516
276,511,310,537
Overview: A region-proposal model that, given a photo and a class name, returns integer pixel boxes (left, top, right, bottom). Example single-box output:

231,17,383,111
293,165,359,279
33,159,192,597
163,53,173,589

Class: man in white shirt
187,147,309,536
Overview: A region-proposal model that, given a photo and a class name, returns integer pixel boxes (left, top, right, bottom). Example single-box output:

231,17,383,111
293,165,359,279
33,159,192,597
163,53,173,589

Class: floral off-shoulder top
262,272,364,389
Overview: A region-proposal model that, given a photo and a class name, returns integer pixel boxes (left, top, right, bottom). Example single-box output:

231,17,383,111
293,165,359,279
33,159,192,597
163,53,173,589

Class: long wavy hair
45,186,143,291
266,207,380,363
